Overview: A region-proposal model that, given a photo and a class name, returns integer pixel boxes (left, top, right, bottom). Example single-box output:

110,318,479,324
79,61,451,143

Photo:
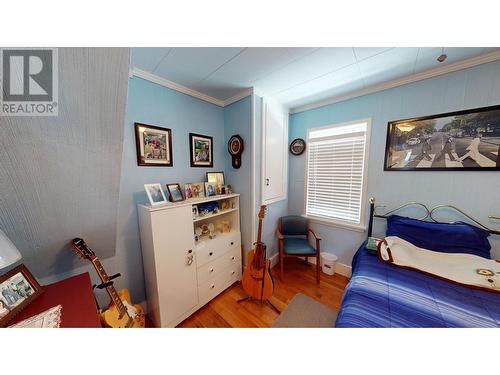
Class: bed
335,199,500,328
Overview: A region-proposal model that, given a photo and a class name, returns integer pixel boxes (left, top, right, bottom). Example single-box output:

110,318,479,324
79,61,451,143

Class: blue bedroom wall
115,76,226,304
289,60,500,267
223,96,253,254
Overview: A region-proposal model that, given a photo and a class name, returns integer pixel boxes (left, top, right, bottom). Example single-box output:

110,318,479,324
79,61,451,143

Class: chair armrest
277,229,284,240
308,228,321,240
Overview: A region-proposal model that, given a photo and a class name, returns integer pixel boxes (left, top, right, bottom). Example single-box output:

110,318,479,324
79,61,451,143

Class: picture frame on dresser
166,183,185,202
205,182,217,197
191,182,205,198
207,172,225,195
144,183,168,206
184,183,193,200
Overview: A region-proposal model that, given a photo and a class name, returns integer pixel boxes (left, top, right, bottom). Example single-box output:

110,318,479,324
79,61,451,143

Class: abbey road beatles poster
384,105,500,171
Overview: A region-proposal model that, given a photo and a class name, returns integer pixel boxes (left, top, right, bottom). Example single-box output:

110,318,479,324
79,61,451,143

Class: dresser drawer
197,247,241,284
195,231,241,267
198,264,242,305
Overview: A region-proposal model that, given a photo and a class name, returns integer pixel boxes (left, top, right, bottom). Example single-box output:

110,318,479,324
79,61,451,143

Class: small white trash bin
321,253,338,275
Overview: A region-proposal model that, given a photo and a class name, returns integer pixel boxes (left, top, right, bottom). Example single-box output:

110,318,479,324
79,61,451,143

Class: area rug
272,293,338,328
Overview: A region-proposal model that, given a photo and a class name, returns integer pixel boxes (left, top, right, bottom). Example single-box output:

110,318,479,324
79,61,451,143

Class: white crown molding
224,88,254,106
131,67,225,106
290,50,500,114
130,67,253,107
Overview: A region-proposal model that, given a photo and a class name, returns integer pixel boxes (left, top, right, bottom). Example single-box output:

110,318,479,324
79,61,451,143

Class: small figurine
194,227,202,242
221,220,231,233
208,223,216,239
220,200,230,210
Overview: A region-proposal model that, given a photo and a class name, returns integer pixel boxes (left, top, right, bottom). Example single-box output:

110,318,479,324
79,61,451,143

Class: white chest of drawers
138,194,242,327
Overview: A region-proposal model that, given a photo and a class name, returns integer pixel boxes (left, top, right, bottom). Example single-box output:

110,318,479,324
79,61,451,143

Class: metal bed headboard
367,197,500,237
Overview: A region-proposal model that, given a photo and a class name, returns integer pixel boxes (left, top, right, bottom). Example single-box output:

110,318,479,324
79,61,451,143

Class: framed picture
184,183,193,200
189,133,213,168
192,205,199,219
144,183,168,206
166,183,185,202
205,182,217,197
191,182,205,198
384,105,500,171
206,172,225,188
1,264,43,327
135,123,173,167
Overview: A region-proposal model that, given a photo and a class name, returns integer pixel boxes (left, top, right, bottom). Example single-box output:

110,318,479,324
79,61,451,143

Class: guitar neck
91,258,126,315
257,217,263,243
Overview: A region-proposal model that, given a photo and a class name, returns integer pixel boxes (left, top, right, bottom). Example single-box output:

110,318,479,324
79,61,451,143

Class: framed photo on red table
0,264,43,327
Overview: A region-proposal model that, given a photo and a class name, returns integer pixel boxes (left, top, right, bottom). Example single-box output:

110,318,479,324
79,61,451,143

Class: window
305,119,370,230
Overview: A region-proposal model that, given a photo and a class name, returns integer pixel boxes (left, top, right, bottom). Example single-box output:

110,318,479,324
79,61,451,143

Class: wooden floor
177,258,349,328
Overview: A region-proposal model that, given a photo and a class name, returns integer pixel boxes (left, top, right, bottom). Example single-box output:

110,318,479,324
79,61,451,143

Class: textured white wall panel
0,47,129,278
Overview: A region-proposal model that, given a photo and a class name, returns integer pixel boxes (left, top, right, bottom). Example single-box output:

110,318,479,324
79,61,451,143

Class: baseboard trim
269,253,280,268
334,262,352,278
268,253,352,278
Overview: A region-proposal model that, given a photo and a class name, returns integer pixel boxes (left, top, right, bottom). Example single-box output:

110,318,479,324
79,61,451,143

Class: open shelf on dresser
193,207,238,222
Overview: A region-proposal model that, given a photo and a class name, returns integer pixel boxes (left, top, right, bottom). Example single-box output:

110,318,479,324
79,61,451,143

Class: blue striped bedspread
335,243,500,327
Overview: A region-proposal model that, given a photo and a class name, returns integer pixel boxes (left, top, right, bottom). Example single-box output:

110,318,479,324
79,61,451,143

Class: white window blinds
305,121,369,225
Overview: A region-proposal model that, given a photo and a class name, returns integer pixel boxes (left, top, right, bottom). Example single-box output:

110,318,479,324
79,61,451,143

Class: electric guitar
241,205,274,301
69,238,145,328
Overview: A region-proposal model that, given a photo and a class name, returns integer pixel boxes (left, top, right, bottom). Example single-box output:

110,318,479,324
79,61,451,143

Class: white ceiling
130,47,499,110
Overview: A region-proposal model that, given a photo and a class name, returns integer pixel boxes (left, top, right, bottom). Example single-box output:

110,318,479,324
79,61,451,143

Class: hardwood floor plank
176,258,349,328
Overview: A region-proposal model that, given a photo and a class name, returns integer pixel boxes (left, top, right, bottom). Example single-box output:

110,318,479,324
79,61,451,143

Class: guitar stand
92,273,121,311
92,273,121,290
238,250,280,314
237,296,280,314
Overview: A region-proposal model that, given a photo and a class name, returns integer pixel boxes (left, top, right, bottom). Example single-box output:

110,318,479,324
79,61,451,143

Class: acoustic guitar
242,205,274,301
69,238,145,328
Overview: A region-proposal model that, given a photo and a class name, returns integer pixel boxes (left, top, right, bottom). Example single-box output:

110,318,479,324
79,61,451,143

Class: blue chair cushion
283,237,317,255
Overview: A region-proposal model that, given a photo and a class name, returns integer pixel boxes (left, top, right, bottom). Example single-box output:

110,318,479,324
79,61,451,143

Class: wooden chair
277,215,321,284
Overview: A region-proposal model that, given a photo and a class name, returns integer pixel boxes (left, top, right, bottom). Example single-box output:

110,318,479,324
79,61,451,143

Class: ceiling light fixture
437,47,447,63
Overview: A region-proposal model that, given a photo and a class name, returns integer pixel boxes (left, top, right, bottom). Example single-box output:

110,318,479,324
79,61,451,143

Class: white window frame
303,118,371,232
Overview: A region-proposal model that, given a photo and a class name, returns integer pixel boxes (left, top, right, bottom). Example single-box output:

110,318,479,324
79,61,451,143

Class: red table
9,272,101,328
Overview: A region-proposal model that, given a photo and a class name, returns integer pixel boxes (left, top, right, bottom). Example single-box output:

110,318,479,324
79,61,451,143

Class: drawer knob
210,284,215,289
232,271,235,275
230,242,234,246
210,268,214,273
188,249,192,254
209,252,213,256
231,256,235,260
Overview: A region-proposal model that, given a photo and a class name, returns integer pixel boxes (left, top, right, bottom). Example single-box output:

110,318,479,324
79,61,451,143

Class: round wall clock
228,134,244,168
290,138,306,155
